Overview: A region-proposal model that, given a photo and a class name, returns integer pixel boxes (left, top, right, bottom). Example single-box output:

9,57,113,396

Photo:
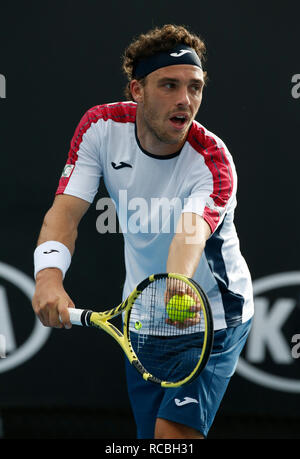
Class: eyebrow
157,77,204,86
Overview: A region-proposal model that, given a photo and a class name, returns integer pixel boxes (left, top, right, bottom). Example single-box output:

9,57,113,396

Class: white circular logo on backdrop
0,262,51,373
236,272,300,392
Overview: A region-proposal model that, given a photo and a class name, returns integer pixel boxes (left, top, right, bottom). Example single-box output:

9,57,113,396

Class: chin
160,136,184,146
153,125,188,146
169,132,188,145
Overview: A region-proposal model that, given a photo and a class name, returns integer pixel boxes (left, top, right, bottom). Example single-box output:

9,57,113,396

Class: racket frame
71,273,214,388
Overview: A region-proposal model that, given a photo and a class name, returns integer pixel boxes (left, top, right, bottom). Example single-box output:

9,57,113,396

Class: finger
183,314,201,328
189,304,202,313
48,305,62,328
168,312,201,329
48,298,72,329
58,302,74,329
36,306,50,327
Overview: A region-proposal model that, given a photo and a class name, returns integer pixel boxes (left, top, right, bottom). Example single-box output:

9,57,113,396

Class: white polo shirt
56,101,254,330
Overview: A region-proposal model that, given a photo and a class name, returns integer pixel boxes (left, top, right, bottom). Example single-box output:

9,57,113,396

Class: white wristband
34,241,72,280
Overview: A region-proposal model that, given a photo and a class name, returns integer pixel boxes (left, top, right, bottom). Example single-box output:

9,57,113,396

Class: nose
176,86,190,107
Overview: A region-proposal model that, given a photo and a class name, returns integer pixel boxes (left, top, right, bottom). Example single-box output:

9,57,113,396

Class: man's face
135,65,204,148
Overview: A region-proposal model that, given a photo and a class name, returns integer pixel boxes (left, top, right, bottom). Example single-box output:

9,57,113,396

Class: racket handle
68,308,86,326
59,308,91,326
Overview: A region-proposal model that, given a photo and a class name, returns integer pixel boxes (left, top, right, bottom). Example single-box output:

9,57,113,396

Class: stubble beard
142,98,189,146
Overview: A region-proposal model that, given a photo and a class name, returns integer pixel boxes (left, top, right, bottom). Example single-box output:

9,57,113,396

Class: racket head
124,273,214,388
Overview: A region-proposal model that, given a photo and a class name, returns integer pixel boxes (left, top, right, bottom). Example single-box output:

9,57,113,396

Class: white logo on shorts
174,397,198,406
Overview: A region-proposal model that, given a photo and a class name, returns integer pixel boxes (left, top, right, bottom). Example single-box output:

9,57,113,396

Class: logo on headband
170,50,193,58
133,46,202,79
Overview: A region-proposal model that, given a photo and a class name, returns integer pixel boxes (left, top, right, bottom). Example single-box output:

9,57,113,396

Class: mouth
169,114,189,130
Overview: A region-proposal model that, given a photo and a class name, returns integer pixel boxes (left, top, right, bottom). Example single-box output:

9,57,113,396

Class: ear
130,79,144,103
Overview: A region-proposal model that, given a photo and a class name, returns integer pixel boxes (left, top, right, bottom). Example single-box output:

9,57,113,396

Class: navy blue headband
132,45,202,79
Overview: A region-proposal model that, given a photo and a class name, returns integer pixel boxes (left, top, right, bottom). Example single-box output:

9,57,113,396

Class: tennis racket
63,273,213,388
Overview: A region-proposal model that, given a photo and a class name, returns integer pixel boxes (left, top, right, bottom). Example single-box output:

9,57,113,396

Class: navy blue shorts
125,319,252,438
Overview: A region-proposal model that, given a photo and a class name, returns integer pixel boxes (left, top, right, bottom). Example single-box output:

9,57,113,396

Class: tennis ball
166,294,196,322
134,320,142,330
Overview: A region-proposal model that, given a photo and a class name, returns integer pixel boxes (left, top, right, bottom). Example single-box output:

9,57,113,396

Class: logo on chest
111,161,132,170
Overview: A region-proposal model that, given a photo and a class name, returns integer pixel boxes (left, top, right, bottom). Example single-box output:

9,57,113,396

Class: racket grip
68,308,86,326
59,308,92,326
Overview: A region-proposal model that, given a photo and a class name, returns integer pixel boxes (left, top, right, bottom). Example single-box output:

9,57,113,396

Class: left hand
164,281,202,329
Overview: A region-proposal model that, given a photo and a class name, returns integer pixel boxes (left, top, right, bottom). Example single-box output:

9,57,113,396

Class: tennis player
32,24,254,439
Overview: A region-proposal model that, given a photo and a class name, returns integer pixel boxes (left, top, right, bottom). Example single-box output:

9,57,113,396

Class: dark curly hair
122,24,208,100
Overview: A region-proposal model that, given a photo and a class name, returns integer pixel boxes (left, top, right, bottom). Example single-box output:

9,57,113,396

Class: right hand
32,268,74,329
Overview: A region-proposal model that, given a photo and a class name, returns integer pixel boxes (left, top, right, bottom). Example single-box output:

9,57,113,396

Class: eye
190,84,202,93
164,82,176,89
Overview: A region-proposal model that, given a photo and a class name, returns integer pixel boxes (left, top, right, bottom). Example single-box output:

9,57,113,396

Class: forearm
167,213,211,277
36,194,89,253
33,195,89,327
34,207,76,326
167,234,205,277
37,204,78,255
35,195,90,283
